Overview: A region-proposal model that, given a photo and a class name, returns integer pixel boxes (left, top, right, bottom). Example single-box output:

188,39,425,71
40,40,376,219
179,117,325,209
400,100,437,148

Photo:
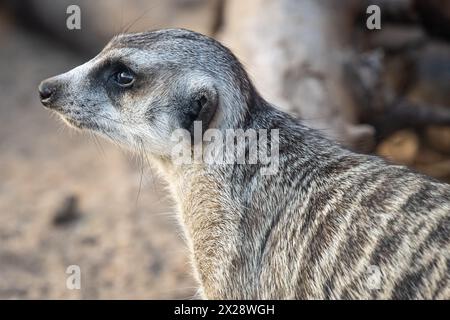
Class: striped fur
169,105,450,299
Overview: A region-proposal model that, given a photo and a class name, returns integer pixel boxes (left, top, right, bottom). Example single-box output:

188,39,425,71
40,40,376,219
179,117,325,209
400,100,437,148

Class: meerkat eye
113,69,135,88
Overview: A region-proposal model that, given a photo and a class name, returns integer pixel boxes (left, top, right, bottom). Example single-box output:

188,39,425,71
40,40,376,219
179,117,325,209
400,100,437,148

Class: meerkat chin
39,29,450,300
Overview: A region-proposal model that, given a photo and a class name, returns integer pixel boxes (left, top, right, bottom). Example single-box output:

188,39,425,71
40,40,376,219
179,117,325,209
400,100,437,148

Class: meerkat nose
38,79,57,106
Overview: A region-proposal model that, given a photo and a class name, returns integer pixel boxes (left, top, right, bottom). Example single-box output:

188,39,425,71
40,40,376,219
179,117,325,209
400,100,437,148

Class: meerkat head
38,29,254,158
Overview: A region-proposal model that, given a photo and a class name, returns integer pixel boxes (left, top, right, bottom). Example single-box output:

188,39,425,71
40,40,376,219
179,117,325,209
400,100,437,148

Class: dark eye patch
89,58,135,84
86,59,137,109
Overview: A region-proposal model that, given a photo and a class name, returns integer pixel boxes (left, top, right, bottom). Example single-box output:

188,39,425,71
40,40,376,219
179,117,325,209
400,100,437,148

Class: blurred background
0,0,449,299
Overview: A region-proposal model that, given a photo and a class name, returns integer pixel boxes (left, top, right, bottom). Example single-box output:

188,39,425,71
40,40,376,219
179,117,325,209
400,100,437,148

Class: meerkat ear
182,86,219,137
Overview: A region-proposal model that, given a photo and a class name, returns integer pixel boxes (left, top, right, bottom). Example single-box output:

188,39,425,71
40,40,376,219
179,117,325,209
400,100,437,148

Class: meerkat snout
39,75,71,109
38,79,56,105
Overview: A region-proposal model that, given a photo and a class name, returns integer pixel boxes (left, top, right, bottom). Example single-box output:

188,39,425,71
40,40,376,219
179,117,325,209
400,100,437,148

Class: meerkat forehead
105,28,220,51
99,29,249,82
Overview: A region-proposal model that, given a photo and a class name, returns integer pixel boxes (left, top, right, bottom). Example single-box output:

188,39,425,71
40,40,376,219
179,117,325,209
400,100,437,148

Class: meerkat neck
151,95,327,297
152,88,349,298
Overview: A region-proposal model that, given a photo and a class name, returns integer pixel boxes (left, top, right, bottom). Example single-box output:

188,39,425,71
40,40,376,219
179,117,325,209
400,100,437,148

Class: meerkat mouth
59,114,98,131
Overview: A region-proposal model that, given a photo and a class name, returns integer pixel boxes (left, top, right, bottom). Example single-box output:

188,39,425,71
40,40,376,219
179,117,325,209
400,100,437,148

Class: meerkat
39,29,450,299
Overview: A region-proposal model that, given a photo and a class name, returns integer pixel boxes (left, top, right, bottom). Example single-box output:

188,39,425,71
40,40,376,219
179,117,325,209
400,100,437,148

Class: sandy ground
0,25,196,299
